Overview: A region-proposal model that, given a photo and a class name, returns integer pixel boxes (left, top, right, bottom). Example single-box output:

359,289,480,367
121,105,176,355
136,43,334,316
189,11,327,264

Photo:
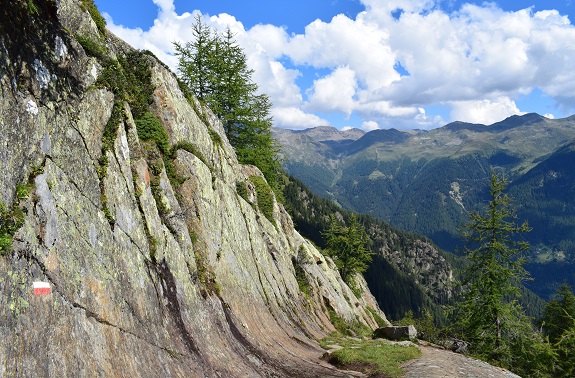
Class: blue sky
94,0,575,130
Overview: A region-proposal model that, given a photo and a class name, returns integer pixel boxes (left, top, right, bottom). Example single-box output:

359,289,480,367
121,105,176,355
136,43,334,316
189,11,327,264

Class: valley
275,113,575,299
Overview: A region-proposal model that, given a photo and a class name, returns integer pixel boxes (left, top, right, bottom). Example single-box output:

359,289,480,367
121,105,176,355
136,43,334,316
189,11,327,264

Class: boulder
373,325,418,341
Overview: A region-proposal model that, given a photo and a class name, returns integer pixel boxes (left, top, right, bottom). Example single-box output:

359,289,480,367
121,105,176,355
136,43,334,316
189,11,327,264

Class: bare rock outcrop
0,1,386,376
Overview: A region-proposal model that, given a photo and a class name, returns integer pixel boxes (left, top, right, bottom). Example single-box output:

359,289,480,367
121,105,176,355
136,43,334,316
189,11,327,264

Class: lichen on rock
0,1,388,377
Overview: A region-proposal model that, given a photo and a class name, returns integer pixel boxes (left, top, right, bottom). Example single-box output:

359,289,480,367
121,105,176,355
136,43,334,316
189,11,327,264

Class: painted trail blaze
33,281,51,295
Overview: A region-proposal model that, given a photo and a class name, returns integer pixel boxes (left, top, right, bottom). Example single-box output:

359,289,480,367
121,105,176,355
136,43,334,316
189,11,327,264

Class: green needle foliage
174,15,283,194
542,283,575,344
453,171,555,375
322,215,373,286
542,284,575,376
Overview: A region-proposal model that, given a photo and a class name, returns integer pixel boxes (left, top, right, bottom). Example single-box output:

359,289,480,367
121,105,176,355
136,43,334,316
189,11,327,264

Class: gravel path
402,345,521,378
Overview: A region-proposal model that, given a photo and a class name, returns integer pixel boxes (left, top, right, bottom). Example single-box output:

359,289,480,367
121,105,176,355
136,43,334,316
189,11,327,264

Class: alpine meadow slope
0,1,387,376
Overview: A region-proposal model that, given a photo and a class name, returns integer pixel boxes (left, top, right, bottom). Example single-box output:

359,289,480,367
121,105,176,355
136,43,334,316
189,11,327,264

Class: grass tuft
323,337,421,378
249,175,275,225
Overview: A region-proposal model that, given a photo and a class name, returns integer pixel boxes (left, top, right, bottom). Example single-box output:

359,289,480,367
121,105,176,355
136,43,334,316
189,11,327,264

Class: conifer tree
542,283,575,376
323,215,373,285
174,15,215,102
174,16,283,193
453,172,559,376
542,283,575,343
455,172,532,364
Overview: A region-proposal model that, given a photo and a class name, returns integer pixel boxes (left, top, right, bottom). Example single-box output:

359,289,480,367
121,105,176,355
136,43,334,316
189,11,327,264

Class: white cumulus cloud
102,0,575,129
271,107,329,129
450,97,522,125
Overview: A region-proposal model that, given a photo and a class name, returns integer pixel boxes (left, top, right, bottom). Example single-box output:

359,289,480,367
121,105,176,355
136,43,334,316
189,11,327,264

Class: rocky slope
0,1,386,376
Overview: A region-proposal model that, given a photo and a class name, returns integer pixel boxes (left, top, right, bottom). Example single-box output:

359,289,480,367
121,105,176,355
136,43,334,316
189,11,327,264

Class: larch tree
174,16,283,193
455,171,532,365
542,283,575,344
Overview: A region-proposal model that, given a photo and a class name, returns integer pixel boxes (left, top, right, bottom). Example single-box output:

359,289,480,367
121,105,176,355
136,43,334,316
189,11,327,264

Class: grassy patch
0,203,24,255
366,306,388,328
292,257,312,297
321,336,421,378
171,141,208,167
208,128,223,147
326,303,372,337
75,34,107,60
80,0,106,34
249,175,275,225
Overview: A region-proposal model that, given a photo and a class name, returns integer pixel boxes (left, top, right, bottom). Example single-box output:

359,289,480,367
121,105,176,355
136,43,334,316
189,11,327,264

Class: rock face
0,1,387,376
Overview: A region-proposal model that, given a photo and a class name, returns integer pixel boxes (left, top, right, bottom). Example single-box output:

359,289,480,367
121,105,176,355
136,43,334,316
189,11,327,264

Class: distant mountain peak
488,112,547,131
443,113,548,133
293,125,365,141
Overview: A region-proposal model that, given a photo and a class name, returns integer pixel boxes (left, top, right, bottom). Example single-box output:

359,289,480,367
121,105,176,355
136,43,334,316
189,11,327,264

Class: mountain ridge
276,112,575,298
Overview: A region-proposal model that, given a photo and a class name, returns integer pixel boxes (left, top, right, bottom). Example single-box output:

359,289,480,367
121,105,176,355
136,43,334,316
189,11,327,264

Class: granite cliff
0,1,386,376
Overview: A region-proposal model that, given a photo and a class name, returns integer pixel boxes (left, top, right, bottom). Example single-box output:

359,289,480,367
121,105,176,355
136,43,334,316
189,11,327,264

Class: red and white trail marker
33,281,51,295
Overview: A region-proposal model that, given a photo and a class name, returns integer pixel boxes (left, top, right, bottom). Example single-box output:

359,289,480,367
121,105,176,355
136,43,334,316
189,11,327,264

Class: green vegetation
292,256,311,297
450,172,556,376
92,49,160,222
135,112,170,155
324,299,372,337
320,334,421,378
79,0,106,34
97,52,155,122
281,122,575,300
26,0,39,15
322,214,373,287
395,310,445,344
453,173,531,361
208,128,223,147
193,250,220,297
542,283,575,344
366,306,387,328
171,141,207,167
75,34,107,60
235,181,250,204
0,202,24,255
174,15,283,194
283,175,449,322
249,175,275,225
16,183,34,200
541,283,575,376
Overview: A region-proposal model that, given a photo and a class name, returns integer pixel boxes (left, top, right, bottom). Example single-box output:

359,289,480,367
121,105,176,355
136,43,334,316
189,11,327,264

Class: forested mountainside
283,176,546,321
283,177,453,320
275,114,575,298
0,1,386,376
